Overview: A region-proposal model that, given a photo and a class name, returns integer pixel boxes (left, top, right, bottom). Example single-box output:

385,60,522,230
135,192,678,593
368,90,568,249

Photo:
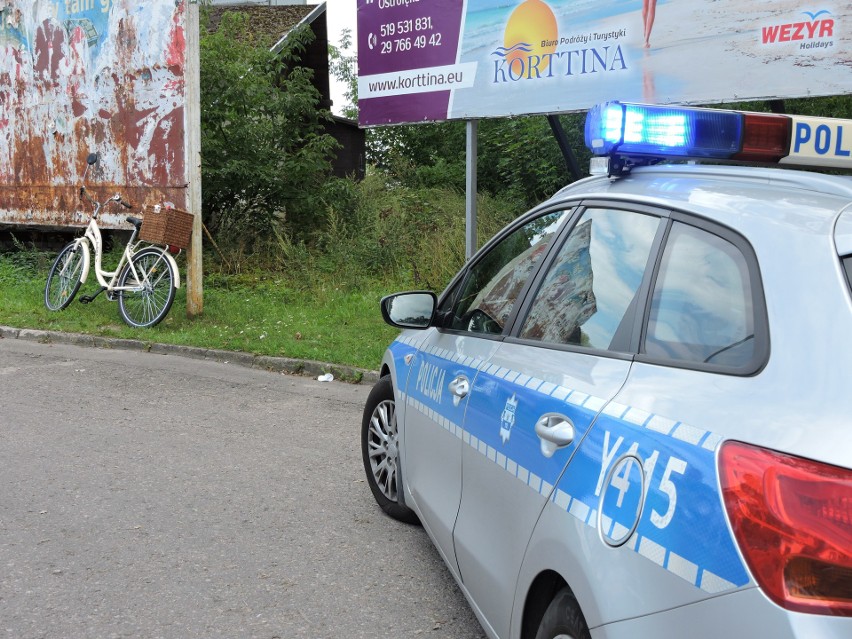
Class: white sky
317,0,357,115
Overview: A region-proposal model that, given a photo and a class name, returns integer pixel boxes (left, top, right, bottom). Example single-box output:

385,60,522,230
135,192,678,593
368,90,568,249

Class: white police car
361,102,852,639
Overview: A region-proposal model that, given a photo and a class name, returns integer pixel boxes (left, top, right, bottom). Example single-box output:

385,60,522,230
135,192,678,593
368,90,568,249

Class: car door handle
448,375,470,406
535,413,575,458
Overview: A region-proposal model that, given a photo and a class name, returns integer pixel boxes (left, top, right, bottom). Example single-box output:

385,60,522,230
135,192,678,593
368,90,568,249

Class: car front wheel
361,375,419,524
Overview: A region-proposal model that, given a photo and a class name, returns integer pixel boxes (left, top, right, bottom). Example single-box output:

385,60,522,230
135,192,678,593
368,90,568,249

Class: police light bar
585,101,852,172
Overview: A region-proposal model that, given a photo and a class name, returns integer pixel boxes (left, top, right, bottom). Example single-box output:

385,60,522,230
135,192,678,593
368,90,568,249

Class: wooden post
185,0,204,317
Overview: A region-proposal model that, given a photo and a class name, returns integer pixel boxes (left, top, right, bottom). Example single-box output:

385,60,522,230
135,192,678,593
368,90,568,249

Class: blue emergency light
584,102,801,170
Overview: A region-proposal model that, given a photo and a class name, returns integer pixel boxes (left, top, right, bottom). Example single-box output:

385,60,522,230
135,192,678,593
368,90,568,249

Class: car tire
534,587,591,639
361,375,420,525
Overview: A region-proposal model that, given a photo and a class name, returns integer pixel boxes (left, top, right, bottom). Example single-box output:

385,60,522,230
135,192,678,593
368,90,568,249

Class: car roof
550,164,852,242
533,163,852,467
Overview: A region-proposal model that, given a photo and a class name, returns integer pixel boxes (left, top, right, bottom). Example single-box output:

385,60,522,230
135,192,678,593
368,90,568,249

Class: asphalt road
0,338,486,639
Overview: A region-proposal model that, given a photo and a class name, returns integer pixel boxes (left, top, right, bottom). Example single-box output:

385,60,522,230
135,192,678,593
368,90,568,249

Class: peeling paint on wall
0,0,188,228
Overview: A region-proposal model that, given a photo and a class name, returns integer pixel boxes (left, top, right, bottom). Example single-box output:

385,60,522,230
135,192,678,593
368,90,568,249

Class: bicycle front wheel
117,247,176,328
45,242,86,311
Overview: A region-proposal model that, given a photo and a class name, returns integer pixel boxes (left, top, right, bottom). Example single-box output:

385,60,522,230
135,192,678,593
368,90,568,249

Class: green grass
0,180,524,372
0,252,401,372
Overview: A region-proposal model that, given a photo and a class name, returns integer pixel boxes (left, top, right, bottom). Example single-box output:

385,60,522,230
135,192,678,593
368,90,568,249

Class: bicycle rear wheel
117,247,176,328
45,242,86,311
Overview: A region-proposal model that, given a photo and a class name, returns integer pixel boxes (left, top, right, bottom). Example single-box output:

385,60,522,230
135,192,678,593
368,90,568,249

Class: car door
561,217,765,614
452,205,665,638
401,208,572,576
514,215,769,630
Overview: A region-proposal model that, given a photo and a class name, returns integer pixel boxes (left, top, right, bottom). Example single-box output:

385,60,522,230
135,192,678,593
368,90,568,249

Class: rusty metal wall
0,0,188,229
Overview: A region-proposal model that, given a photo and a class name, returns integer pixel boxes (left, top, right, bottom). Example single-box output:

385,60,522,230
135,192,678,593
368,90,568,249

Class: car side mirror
381,291,436,329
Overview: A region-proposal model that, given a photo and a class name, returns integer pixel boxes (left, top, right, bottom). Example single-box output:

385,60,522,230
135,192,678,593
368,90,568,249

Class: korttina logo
495,0,559,64
490,0,627,84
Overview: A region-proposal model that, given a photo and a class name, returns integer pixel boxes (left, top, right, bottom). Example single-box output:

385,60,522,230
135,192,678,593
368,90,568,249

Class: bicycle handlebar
79,188,133,217
79,153,134,215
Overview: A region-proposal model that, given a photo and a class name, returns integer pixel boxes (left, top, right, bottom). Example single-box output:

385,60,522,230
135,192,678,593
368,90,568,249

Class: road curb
0,325,379,385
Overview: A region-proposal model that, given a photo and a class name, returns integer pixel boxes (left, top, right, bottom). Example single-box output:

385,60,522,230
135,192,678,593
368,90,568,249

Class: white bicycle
44,153,182,328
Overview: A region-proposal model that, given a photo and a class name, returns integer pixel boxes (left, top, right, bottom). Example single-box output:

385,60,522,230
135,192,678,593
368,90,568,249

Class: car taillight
719,441,852,616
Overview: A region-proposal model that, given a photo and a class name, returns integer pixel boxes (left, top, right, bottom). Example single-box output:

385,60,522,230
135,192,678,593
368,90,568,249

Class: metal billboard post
466,120,478,261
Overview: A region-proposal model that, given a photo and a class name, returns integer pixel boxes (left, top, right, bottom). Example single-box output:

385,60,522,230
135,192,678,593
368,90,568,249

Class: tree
328,29,358,121
327,33,852,208
367,114,590,207
200,12,339,249
325,31,591,207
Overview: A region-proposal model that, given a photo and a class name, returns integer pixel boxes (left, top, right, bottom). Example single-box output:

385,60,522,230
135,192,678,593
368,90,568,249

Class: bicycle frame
45,151,184,327
72,196,181,293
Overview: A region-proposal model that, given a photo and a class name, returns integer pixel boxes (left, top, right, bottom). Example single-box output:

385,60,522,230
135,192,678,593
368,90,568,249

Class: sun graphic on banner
502,0,559,64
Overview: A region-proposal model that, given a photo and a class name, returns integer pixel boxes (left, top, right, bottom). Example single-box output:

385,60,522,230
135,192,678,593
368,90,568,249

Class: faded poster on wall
0,0,189,228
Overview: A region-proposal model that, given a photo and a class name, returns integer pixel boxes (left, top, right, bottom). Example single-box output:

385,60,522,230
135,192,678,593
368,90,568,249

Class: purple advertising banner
357,0,465,126
358,0,852,128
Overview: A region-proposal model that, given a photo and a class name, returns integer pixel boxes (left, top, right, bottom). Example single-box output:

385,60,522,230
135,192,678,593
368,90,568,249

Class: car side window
644,222,756,368
518,208,661,350
440,210,571,334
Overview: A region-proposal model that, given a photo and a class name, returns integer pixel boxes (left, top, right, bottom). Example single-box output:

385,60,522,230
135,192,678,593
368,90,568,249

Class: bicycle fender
162,251,181,289
74,238,91,284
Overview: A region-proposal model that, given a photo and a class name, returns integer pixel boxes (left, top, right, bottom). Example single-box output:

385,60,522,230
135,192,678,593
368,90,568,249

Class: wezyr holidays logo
500,393,518,444
492,0,627,84
761,9,835,51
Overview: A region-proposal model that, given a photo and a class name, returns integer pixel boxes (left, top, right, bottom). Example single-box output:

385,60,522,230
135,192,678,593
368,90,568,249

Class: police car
360,102,852,639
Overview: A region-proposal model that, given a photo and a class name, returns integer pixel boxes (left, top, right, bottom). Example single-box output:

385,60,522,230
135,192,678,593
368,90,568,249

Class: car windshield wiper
704,334,755,364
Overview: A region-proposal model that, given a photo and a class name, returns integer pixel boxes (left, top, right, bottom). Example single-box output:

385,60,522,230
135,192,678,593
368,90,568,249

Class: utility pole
185,0,204,317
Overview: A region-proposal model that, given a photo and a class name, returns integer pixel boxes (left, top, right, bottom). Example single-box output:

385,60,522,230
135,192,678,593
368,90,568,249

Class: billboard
0,0,189,228
357,0,852,127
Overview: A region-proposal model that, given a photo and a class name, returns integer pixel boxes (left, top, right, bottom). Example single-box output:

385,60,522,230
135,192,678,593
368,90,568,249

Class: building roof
205,3,321,46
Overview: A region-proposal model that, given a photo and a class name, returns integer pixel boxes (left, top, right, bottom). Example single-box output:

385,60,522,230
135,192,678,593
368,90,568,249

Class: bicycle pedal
79,286,107,304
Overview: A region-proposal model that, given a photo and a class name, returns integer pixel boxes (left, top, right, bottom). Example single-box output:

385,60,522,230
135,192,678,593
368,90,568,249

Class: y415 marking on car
596,431,688,530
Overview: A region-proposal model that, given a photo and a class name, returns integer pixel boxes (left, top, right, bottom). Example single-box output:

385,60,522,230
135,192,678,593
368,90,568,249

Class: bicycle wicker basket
140,205,194,249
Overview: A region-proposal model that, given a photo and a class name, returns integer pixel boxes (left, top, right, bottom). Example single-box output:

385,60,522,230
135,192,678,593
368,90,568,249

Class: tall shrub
200,13,339,251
